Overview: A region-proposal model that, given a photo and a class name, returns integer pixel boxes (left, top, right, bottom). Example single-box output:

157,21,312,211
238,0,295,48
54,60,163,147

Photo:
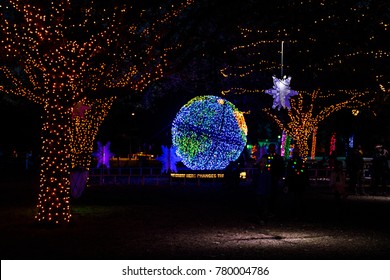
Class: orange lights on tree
264,89,374,159
0,0,194,224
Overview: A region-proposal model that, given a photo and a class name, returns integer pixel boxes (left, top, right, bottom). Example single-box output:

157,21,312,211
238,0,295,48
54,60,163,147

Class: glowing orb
172,95,247,170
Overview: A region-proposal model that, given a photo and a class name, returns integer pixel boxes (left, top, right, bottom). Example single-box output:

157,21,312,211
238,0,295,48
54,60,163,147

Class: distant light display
172,95,247,170
349,135,354,149
329,133,337,155
311,128,317,160
280,130,292,160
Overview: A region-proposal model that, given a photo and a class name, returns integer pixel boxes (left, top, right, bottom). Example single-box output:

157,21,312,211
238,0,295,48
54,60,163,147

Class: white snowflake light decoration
156,145,181,173
265,75,298,110
93,141,115,168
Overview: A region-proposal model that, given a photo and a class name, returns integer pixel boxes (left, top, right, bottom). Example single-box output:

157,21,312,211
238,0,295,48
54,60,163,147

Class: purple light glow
93,141,115,168
265,76,299,110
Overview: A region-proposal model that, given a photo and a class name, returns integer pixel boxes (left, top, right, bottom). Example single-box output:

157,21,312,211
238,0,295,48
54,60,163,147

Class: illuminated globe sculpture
172,95,248,170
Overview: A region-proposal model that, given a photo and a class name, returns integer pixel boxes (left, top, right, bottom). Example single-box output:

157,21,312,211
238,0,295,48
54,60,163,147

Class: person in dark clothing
224,161,240,190
330,159,348,216
346,146,365,195
371,145,389,195
285,147,309,217
261,143,285,215
252,158,272,225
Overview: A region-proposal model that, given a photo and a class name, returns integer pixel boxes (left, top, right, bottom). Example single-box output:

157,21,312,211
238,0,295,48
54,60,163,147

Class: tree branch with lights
220,1,387,159
264,89,374,159
0,0,194,224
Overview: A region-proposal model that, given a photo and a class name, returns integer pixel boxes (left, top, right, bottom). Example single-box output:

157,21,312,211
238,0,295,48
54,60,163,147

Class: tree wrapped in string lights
221,1,388,94
220,1,388,149
263,90,373,159
172,95,247,170
0,0,193,224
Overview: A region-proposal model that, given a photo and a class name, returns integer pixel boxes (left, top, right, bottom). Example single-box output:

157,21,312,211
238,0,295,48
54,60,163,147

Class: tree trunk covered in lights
263,90,374,160
35,97,115,223
70,97,115,170
35,104,72,224
294,135,311,160
1,0,194,225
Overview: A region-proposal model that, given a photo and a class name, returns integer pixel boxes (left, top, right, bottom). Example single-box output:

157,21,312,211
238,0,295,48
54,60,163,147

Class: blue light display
172,95,247,170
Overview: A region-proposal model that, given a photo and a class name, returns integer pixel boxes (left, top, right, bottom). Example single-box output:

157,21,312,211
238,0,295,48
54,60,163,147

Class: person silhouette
371,144,389,195
346,146,365,195
252,158,272,225
285,147,309,218
261,143,285,216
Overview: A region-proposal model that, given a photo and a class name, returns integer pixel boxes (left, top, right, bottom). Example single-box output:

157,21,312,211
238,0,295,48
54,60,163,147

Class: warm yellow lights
352,109,360,116
221,2,386,100
170,173,225,179
1,0,194,224
220,3,384,162
264,90,374,159
70,97,116,170
311,129,317,160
